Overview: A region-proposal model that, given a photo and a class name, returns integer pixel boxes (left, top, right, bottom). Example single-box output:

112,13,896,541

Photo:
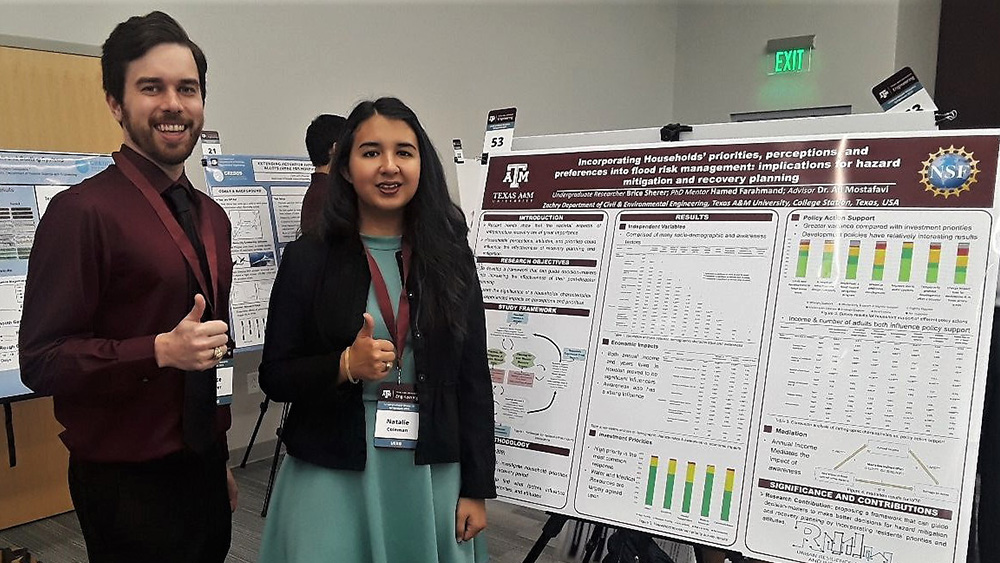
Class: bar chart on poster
473,130,1000,562
576,211,776,544
747,208,990,563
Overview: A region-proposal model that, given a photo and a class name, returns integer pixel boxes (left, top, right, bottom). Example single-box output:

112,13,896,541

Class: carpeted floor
0,455,566,563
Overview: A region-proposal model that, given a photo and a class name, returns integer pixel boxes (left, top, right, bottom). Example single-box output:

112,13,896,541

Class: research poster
0,151,112,401
204,155,311,349
474,132,999,562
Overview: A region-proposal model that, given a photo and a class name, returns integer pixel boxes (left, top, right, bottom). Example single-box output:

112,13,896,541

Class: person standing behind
300,113,346,235
19,11,236,563
257,97,495,562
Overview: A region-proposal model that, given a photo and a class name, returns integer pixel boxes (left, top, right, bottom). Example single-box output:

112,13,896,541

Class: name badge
374,383,419,449
216,357,234,405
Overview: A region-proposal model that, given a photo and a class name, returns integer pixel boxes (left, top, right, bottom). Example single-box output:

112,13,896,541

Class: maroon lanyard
113,151,219,312
364,240,412,373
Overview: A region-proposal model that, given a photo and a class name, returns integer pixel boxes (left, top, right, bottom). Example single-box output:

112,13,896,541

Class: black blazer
259,234,496,499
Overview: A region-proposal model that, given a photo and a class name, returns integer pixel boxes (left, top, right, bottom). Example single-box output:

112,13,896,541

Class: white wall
672,0,940,124
0,1,679,455
895,0,941,95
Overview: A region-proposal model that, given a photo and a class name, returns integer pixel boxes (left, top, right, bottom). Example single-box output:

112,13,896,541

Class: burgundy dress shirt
299,171,329,235
19,146,233,462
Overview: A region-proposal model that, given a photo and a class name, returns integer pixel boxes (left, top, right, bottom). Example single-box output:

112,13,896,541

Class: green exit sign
774,48,810,74
765,35,815,75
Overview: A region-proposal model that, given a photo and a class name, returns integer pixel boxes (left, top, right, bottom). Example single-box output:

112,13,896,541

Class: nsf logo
920,145,979,198
504,163,529,188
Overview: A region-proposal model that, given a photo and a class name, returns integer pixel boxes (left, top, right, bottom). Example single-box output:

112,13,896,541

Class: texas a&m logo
504,163,529,188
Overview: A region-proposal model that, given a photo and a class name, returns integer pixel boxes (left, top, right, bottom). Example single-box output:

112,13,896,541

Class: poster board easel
461,109,1000,563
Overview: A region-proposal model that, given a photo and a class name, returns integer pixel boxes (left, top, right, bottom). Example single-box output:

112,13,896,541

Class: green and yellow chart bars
926,242,942,283
796,238,967,284
820,240,835,278
845,240,861,280
664,459,677,509
899,241,914,282
645,456,659,506
872,240,887,280
796,239,810,277
682,461,697,513
721,468,735,521
701,465,716,517
956,243,970,284
649,456,736,522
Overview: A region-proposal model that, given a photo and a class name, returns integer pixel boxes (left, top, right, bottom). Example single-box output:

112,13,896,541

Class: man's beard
122,107,201,167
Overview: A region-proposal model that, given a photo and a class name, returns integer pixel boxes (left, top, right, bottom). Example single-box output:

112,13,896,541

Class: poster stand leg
522,513,570,563
2,402,14,468
239,396,270,468
521,514,614,563
580,523,608,563
260,402,290,517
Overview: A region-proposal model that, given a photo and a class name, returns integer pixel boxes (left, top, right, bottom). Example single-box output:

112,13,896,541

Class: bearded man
19,11,236,563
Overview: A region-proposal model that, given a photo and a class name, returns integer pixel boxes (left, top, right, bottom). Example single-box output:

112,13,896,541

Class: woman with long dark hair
257,97,495,562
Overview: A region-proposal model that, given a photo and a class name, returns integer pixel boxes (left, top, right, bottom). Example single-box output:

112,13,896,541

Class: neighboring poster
0,151,113,401
474,132,1000,563
204,155,311,349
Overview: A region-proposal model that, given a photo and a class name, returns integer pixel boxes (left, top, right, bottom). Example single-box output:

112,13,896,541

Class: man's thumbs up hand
154,294,230,371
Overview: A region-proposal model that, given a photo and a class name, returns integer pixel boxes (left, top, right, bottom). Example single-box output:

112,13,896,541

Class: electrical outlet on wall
247,371,261,395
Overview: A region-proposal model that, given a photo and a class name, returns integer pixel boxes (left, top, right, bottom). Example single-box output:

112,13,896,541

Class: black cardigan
259,234,497,499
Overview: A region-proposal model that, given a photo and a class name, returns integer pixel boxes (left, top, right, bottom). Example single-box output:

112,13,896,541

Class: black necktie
165,185,213,305
164,184,216,454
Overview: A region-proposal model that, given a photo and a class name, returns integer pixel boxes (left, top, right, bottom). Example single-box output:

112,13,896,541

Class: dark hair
324,98,474,336
306,114,347,166
101,11,208,105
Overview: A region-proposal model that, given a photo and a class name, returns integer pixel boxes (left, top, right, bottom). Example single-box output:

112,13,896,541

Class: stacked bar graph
791,237,974,286
872,241,887,281
701,465,716,517
663,459,677,510
796,240,810,277
651,457,736,522
956,243,970,284
645,456,658,506
820,240,835,278
846,240,861,280
682,462,696,513
926,242,942,283
899,241,914,282
721,468,735,522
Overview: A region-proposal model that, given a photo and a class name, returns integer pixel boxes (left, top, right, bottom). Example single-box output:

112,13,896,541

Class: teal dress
258,234,489,563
